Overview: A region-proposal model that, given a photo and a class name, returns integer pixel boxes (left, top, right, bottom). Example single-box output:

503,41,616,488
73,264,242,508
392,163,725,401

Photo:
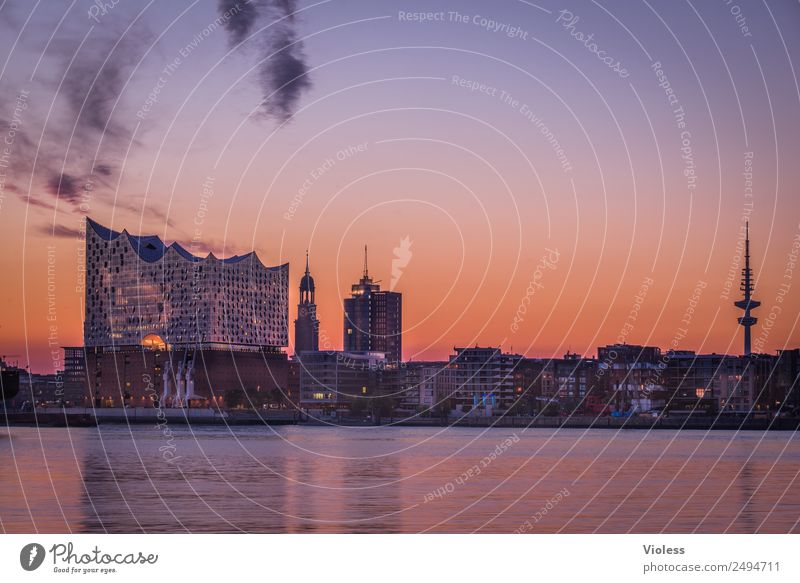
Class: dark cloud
260,19,312,122
40,33,146,194
217,0,312,122
219,0,259,46
46,173,81,203
0,7,151,209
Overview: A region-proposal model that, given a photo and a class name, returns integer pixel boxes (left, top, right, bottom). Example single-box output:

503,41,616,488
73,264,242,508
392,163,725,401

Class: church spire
299,249,315,303
295,249,319,354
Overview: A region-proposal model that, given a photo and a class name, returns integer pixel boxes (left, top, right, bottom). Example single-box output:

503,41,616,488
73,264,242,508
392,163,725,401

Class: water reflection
1,426,798,533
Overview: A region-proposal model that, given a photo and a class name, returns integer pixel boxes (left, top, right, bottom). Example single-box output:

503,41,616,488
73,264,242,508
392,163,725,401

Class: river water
1,425,798,533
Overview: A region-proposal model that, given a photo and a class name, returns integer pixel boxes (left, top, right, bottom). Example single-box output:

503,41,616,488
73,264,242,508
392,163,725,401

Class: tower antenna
735,221,761,355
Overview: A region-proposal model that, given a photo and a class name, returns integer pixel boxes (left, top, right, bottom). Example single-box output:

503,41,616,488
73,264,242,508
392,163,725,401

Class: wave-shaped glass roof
86,217,284,269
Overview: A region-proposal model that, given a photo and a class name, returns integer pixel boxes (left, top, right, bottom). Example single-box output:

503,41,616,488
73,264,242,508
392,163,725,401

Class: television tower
735,222,760,355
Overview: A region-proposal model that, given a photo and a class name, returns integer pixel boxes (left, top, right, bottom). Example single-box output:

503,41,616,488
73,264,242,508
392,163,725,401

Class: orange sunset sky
0,0,799,372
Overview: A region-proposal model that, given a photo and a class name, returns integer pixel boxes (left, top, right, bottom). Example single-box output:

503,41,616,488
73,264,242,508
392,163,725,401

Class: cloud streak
46,32,145,194
36,223,83,239
0,5,148,210
217,0,312,122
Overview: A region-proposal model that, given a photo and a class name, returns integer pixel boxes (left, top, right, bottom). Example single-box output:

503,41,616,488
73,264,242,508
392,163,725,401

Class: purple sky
1,0,799,371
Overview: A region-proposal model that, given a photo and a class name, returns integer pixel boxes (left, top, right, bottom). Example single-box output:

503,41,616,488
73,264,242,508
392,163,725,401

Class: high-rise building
343,246,402,363
294,252,319,354
79,218,289,407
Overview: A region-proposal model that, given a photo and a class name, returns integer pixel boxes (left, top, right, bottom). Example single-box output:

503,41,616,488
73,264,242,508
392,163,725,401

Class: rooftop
86,217,284,270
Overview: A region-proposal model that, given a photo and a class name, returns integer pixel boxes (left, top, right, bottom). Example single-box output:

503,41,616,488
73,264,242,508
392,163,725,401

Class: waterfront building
655,352,740,413
0,370,19,405
771,349,800,413
76,218,289,407
550,351,597,403
18,372,64,407
0,357,22,407
748,353,783,412
84,218,288,348
0,358,72,408
511,358,551,415
286,358,301,407
82,343,288,409
298,350,387,413
343,246,402,364
437,347,523,416
596,344,664,412
62,346,89,405
403,361,448,412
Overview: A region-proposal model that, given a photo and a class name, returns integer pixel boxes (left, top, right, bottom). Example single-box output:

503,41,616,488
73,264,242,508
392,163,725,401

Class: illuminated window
695,388,706,398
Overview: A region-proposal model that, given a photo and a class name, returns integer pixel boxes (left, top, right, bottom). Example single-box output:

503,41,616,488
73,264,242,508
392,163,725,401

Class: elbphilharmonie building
84,218,288,348
76,218,290,408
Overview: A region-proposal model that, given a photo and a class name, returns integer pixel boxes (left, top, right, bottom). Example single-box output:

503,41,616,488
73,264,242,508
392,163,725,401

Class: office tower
343,246,402,363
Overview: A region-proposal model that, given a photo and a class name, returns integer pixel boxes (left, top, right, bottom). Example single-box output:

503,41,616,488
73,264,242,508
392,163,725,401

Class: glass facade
84,218,288,348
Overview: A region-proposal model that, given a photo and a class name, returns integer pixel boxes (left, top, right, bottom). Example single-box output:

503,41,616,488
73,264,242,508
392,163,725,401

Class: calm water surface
1,425,798,533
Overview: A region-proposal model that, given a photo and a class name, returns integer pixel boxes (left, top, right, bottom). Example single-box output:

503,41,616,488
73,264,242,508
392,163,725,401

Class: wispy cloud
217,0,312,122
36,223,83,239
0,4,149,210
